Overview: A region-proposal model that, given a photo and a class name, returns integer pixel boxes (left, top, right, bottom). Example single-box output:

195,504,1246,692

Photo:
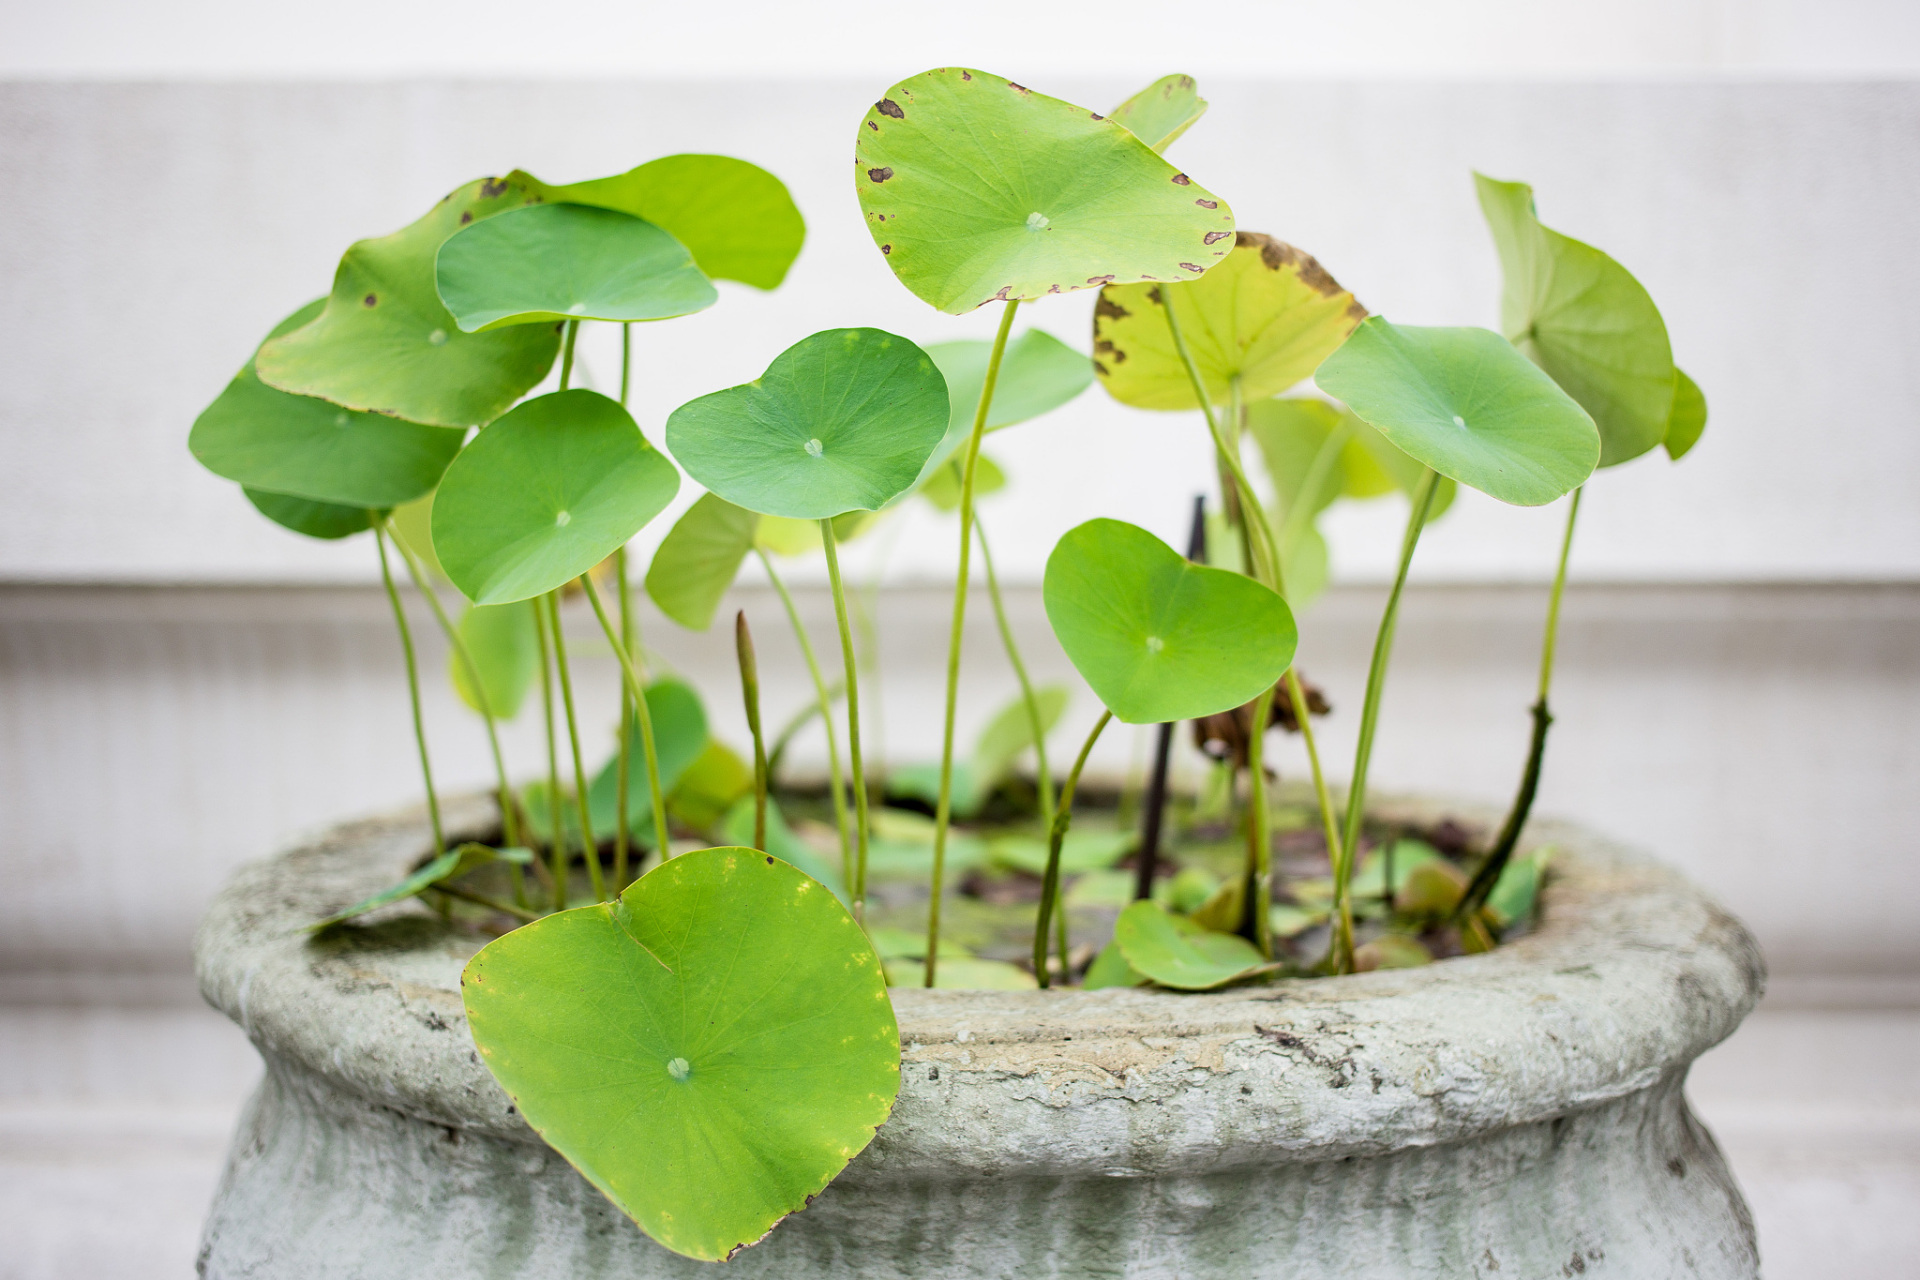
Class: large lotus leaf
584,679,710,843
242,486,375,539
1043,518,1297,725
1094,234,1365,409
435,202,717,332
1315,319,1599,507
449,601,538,720
1664,367,1708,461
522,155,806,290
646,493,760,631
1110,74,1207,154
433,389,679,605
1113,899,1266,989
462,846,899,1261
192,300,465,507
916,328,1093,483
855,68,1236,315
256,177,560,427
1475,173,1674,468
666,328,948,520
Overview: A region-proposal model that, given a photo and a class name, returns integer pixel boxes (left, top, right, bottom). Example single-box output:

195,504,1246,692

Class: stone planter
196,794,1763,1279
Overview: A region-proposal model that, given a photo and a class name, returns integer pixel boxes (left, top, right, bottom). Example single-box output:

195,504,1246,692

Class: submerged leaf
578,679,710,845
309,843,530,930
1354,933,1434,971
1081,937,1150,989
990,830,1134,877
1113,900,1267,990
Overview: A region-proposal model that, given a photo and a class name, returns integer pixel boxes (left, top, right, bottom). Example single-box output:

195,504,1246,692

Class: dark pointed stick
1133,494,1208,902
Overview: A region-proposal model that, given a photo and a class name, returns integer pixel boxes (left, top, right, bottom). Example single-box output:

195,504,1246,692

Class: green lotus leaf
646,493,760,630
1110,74,1207,153
462,846,899,1261
1094,234,1365,409
310,842,531,931
917,328,1093,483
242,486,375,540
1113,899,1266,989
1314,318,1598,507
1664,367,1708,461
721,796,846,900
585,679,710,844
667,739,754,831
435,202,717,332
447,601,538,720
1082,937,1149,989
1356,933,1434,970
989,830,1134,877
666,328,948,520
1475,172,1675,468
192,300,465,508
856,68,1236,314
1247,397,1456,528
1485,846,1554,930
432,389,678,605
1043,518,1297,725
917,453,1006,511
522,155,806,290
256,176,561,427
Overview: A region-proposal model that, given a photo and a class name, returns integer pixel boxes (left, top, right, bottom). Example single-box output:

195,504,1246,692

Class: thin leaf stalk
1329,468,1441,973
737,610,768,851
757,548,853,882
976,521,1056,836
927,297,1021,986
819,520,871,922
532,595,564,908
559,319,579,391
373,522,445,856
613,546,633,888
1033,709,1113,988
1240,683,1277,959
579,574,674,860
545,593,607,903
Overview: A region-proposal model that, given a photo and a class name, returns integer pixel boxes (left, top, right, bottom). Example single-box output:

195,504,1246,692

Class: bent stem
819,521,872,921
1033,710,1113,988
532,596,564,908
1328,467,1441,973
373,522,444,856
1162,296,1344,929
579,574,673,860
757,548,853,881
929,297,1021,985
386,523,526,904
737,610,768,852
1457,485,1582,921
545,594,607,904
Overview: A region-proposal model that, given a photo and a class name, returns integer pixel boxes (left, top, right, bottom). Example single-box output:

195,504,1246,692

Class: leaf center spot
554,510,572,527
428,329,448,346
805,438,825,458
333,412,350,428
1451,414,1467,428
1145,635,1165,653
1026,212,1050,232
568,301,589,315
667,1056,692,1081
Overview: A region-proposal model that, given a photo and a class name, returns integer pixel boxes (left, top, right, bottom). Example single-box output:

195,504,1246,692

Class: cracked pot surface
196,794,1762,1279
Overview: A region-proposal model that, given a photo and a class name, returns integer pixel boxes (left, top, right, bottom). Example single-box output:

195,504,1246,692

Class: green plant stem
1328,467,1441,973
737,610,768,851
757,548,853,881
385,522,527,906
545,593,607,904
619,321,631,404
1161,293,1345,935
1240,683,1277,959
579,574,674,861
430,883,541,922
373,523,444,856
1457,486,1582,921
1033,710,1113,988
976,521,1056,834
559,319,579,390
820,520,872,924
532,594,565,909
614,546,633,888
928,297,1021,987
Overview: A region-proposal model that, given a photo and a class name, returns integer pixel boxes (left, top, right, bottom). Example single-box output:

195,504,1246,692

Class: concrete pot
196,794,1763,1279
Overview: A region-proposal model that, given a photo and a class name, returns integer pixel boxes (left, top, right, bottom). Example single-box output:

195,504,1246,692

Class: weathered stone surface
196,795,1763,1278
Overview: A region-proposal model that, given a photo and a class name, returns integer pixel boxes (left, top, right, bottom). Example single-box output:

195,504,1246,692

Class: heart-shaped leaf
432,389,679,605
1314,318,1599,507
916,328,1093,484
242,486,375,539
522,155,806,290
192,300,465,508
1094,234,1366,409
310,843,531,931
1043,518,1297,724
256,176,560,427
646,493,760,630
1475,172,1675,468
435,202,717,332
449,601,539,720
856,68,1236,314
1110,74,1207,153
462,846,900,1261
1113,899,1267,989
665,328,948,520
1664,367,1708,461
